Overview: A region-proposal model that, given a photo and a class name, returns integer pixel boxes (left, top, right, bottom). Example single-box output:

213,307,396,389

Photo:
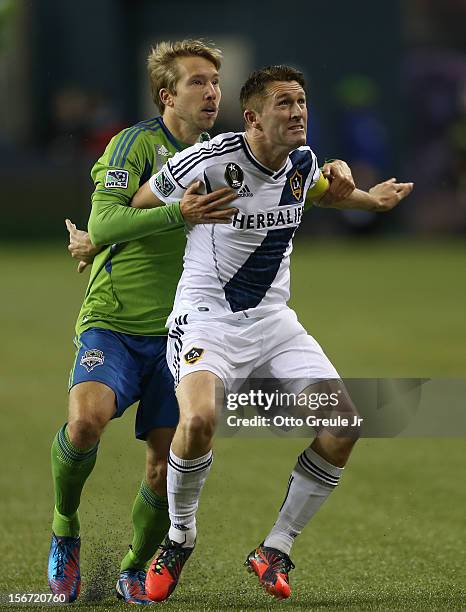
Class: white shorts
167,307,339,393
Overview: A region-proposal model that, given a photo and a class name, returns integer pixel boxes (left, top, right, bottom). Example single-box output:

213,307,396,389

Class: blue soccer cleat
48,533,81,602
116,570,154,605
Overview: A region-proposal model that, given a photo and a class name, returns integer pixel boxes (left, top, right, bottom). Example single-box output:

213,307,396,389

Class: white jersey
149,132,321,323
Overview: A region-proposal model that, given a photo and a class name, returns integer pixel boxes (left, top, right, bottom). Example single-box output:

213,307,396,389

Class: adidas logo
157,144,171,157
237,184,254,197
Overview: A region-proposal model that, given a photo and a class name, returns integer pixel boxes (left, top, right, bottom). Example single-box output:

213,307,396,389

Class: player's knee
67,383,115,448
180,411,216,443
337,397,362,441
332,436,358,464
67,416,104,449
332,409,361,462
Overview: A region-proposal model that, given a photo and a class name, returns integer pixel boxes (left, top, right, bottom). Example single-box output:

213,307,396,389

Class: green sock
51,423,98,537
120,480,170,571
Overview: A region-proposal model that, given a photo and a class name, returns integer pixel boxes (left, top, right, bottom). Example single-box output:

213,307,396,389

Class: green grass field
1,238,465,611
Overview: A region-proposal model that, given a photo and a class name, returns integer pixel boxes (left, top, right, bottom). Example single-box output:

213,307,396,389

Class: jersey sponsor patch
225,162,244,189
80,349,105,372
105,169,129,189
154,171,176,197
184,347,204,364
232,205,303,230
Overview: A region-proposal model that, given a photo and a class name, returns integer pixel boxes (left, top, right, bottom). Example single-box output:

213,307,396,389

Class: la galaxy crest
224,163,244,189
184,347,204,365
290,169,303,201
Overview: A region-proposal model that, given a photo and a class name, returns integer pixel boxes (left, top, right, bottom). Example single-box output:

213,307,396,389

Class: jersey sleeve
87,128,183,245
91,128,150,205
148,140,209,204
88,200,184,246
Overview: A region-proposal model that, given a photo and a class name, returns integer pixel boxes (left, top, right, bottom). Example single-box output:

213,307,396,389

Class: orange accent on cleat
145,537,194,602
245,543,294,600
145,563,176,602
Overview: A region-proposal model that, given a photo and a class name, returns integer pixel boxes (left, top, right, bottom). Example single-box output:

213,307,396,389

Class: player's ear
244,109,261,131
160,88,174,109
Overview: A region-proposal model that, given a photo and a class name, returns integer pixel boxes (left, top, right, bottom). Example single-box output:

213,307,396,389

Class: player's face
172,56,221,131
258,81,308,149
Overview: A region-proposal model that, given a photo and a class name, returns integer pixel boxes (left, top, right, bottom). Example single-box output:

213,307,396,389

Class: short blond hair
147,39,222,114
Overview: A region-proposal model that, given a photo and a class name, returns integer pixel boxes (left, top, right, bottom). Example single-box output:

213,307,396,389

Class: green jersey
76,116,189,336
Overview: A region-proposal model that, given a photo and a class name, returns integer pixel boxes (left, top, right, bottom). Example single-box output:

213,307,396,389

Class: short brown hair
240,65,306,112
147,39,223,114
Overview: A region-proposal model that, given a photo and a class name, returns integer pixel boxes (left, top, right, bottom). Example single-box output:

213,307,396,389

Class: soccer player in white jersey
131,65,413,601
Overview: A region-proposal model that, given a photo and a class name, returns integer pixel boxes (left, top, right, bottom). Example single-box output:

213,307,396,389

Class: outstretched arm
304,159,355,210
321,160,355,200
314,177,414,212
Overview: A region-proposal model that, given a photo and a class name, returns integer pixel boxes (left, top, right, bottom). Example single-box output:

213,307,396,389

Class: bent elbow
87,222,101,246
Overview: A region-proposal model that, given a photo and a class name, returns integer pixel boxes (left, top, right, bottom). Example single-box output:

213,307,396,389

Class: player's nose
205,83,217,99
290,102,303,118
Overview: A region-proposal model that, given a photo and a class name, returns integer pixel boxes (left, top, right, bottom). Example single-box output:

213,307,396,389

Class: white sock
264,447,343,555
167,448,213,548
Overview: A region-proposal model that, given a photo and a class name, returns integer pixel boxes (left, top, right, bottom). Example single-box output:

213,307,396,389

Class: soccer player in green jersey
50,41,356,604
47,40,240,605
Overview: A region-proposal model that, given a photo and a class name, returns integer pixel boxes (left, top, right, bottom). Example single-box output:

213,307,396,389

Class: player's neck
244,133,289,172
162,112,201,145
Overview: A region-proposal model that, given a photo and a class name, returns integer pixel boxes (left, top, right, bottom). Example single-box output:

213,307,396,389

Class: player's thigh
167,318,254,392
69,328,145,424
68,381,116,429
176,370,225,426
257,310,339,383
303,378,358,419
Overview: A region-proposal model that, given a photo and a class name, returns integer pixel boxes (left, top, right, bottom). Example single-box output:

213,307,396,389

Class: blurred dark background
1,0,465,239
